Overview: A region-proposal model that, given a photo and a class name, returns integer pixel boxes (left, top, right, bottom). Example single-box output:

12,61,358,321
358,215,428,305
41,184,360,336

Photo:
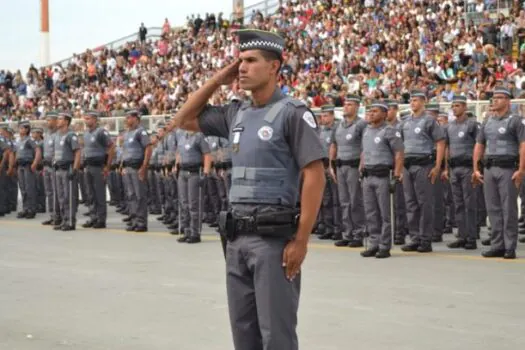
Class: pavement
1,206,525,350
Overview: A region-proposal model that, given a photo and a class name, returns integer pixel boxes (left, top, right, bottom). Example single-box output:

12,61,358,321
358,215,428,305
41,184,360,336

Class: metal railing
47,27,165,68
3,99,525,135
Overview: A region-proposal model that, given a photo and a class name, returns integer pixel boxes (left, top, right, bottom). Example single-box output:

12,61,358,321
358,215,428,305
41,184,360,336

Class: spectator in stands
138,23,147,44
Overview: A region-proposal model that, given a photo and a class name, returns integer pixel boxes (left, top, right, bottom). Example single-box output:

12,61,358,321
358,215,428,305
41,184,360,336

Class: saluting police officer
174,29,325,350
400,90,445,253
15,120,42,219
53,113,81,231
81,111,115,229
386,100,408,245
318,104,342,240
121,110,152,232
175,130,212,243
473,87,525,259
329,94,366,247
360,101,404,258
442,95,479,250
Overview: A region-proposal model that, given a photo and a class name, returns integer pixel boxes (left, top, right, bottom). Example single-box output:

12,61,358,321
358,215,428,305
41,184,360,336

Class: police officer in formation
215,137,233,211
53,112,81,231
443,95,479,250
400,90,445,253
204,135,222,227
81,111,115,229
318,104,341,240
15,120,42,219
385,100,408,244
41,112,60,225
147,128,163,216
329,95,366,247
160,119,179,230
360,101,404,258
174,29,326,350
473,87,525,259
175,129,211,243
121,110,152,232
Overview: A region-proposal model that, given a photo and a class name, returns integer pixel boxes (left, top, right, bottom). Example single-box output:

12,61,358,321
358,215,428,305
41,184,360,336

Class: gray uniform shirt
445,118,479,160
476,112,525,158
53,130,80,164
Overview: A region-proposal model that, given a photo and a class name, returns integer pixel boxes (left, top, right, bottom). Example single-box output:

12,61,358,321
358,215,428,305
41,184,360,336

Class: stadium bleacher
1,0,525,124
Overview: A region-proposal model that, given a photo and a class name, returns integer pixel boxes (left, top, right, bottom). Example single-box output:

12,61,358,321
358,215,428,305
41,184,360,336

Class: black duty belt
123,160,143,169
214,161,233,170
179,163,202,172
110,164,119,171
484,158,518,169
54,162,72,170
449,158,472,168
404,155,434,168
16,160,32,167
84,159,105,167
362,167,391,178
148,165,162,171
336,159,360,168
218,210,299,242
43,160,53,167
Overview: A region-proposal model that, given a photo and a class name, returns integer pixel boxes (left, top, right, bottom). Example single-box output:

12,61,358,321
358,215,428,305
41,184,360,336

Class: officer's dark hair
259,50,283,75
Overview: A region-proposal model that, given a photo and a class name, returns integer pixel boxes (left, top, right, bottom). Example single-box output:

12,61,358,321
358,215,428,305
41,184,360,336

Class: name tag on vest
232,127,244,153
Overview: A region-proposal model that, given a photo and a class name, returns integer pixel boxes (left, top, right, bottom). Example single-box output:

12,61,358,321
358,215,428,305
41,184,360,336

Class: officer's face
410,97,425,113
451,103,467,117
126,116,139,128
238,50,279,91
83,115,97,128
343,101,358,117
321,112,334,126
57,117,68,129
46,118,57,130
157,129,165,138
19,126,29,137
387,107,398,122
368,107,386,124
491,94,510,113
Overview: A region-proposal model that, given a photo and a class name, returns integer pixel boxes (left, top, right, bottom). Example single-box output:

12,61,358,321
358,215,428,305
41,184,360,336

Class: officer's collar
343,115,358,127
492,110,512,120
245,86,284,109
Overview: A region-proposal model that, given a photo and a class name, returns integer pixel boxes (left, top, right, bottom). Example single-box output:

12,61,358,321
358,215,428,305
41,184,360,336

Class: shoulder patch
141,131,147,136
302,111,317,128
72,135,77,142
395,131,401,138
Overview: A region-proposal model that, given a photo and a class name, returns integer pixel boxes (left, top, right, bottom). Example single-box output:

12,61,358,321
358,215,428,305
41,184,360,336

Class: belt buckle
236,216,256,233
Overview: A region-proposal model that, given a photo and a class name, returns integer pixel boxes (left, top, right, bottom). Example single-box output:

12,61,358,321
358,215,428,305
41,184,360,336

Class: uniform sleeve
469,121,480,140
198,102,241,139
197,133,211,154
100,129,113,148
386,127,404,152
510,116,525,143
357,119,368,137
476,121,487,145
137,129,151,148
330,127,337,145
428,118,445,142
444,125,450,145
69,133,80,151
284,105,325,169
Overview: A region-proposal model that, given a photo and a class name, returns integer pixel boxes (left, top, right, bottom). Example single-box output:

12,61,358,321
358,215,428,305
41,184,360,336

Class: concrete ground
0,207,524,350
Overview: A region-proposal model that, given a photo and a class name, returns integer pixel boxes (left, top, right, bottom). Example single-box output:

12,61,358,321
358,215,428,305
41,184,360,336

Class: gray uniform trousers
79,170,89,205
44,166,60,221
432,177,445,239
476,185,487,227
226,234,300,350
403,164,434,244
483,166,518,251
163,173,177,219
147,169,161,212
8,174,18,211
56,169,78,226
123,167,148,228
443,181,456,228
36,170,46,211
450,166,477,242
177,170,201,238
394,182,408,237
320,170,341,234
336,165,365,240
0,166,7,213
17,165,37,214
363,175,393,250
155,172,165,213
85,165,107,224
219,169,232,211
520,182,525,219
205,172,222,222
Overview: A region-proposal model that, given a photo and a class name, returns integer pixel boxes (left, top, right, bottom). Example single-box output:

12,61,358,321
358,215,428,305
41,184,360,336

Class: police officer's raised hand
428,166,440,184
472,170,484,186
212,59,241,86
512,170,524,189
282,239,308,281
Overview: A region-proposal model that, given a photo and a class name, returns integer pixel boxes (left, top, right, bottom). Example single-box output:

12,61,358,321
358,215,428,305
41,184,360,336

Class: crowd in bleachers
2,0,525,122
